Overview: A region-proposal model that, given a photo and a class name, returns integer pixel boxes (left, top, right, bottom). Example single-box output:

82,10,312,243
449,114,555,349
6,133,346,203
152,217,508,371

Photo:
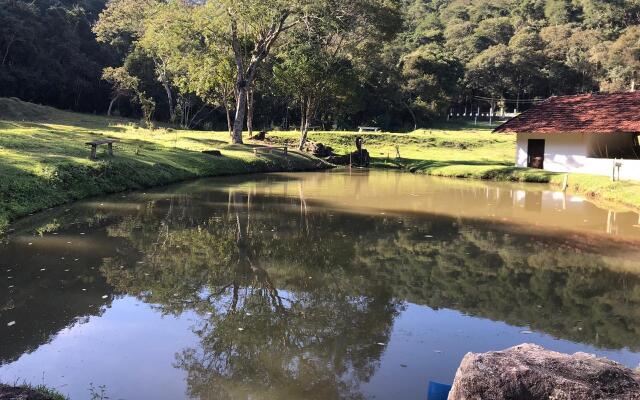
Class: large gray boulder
449,344,640,400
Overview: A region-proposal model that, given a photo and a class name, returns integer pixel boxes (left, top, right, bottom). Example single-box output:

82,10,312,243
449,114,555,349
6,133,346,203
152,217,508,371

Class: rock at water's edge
448,343,640,400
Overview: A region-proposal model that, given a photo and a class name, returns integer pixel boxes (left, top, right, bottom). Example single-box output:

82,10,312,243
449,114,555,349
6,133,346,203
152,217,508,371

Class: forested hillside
0,0,115,112
1,0,639,131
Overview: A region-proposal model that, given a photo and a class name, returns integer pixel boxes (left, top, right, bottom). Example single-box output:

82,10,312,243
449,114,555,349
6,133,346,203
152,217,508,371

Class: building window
589,133,640,160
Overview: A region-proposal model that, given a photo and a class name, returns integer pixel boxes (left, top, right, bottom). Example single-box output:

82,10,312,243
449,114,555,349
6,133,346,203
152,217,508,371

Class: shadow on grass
0,126,131,162
5,119,130,134
184,137,229,147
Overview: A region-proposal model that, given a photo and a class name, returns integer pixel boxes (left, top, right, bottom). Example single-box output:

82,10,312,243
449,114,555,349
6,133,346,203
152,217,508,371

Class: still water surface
2,170,640,399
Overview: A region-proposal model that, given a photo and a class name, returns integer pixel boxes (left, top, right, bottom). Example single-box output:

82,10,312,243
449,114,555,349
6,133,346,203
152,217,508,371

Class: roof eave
505,130,640,135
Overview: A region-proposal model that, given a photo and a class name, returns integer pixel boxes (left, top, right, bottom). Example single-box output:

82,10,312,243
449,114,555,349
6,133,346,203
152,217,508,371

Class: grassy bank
0,99,328,234
0,383,68,400
261,125,640,212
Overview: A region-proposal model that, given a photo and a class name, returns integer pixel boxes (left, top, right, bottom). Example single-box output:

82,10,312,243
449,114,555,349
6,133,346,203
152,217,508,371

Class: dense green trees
1,0,640,135
0,0,113,113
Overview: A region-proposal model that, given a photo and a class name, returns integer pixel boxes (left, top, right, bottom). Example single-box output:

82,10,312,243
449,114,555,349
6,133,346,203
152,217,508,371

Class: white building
495,92,640,181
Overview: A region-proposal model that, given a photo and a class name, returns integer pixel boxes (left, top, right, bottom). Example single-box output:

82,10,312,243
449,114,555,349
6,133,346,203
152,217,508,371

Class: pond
1,170,640,399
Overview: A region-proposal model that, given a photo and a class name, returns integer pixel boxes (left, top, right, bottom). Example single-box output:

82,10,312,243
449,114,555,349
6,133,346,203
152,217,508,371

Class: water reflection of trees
6,177,640,397
360,226,640,350
101,191,399,399
101,186,640,357
92,186,640,397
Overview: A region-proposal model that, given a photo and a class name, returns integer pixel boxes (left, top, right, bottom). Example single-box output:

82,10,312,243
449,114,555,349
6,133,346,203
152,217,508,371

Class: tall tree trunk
402,101,417,131
226,106,233,135
228,10,290,145
182,99,190,129
1,36,15,67
246,88,254,137
284,103,289,130
161,75,175,123
298,97,311,150
156,59,175,123
222,88,233,135
232,84,247,144
107,95,119,117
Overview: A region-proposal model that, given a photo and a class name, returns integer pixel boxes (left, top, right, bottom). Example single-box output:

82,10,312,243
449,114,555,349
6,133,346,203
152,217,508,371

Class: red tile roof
494,92,640,134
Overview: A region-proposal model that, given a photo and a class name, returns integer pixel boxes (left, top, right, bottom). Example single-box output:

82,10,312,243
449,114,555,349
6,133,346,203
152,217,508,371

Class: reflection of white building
495,92,640,181
510,186,640,236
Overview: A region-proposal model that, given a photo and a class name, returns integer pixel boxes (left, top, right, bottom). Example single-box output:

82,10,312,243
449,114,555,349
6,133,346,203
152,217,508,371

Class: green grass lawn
264,123,516,169
0,99,327,234
1,98,639,234
264,124,640,212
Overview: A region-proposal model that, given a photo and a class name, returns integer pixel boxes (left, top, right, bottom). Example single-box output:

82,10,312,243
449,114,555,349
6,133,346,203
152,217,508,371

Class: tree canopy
1,0,639,136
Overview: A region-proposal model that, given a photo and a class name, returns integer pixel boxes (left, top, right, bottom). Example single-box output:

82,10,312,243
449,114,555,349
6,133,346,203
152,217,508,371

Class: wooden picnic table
86,138,118,160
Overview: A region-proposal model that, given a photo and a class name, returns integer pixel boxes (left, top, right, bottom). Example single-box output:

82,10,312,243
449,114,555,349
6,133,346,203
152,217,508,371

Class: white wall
516,132,640,181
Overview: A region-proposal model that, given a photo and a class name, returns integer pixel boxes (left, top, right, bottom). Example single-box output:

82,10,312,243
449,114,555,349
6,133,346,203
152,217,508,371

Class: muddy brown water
1,170,640,399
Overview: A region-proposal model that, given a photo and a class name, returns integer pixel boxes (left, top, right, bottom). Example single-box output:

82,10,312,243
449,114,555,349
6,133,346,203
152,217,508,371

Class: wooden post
616,161,622,181
612,160,622,181
90,145,97,160
562,174,569,192
108,143,114,157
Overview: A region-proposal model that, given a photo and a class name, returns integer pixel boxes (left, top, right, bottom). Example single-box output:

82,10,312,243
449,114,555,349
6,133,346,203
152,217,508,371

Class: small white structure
495,92,640,181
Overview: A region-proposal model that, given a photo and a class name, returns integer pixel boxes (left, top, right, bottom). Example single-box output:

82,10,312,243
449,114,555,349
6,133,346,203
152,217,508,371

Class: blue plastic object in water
427,381,452,400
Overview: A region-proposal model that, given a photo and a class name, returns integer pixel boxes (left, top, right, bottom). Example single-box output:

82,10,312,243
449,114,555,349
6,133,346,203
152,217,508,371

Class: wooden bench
86,138,118,160
253,146,288,156
358,126,380,132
